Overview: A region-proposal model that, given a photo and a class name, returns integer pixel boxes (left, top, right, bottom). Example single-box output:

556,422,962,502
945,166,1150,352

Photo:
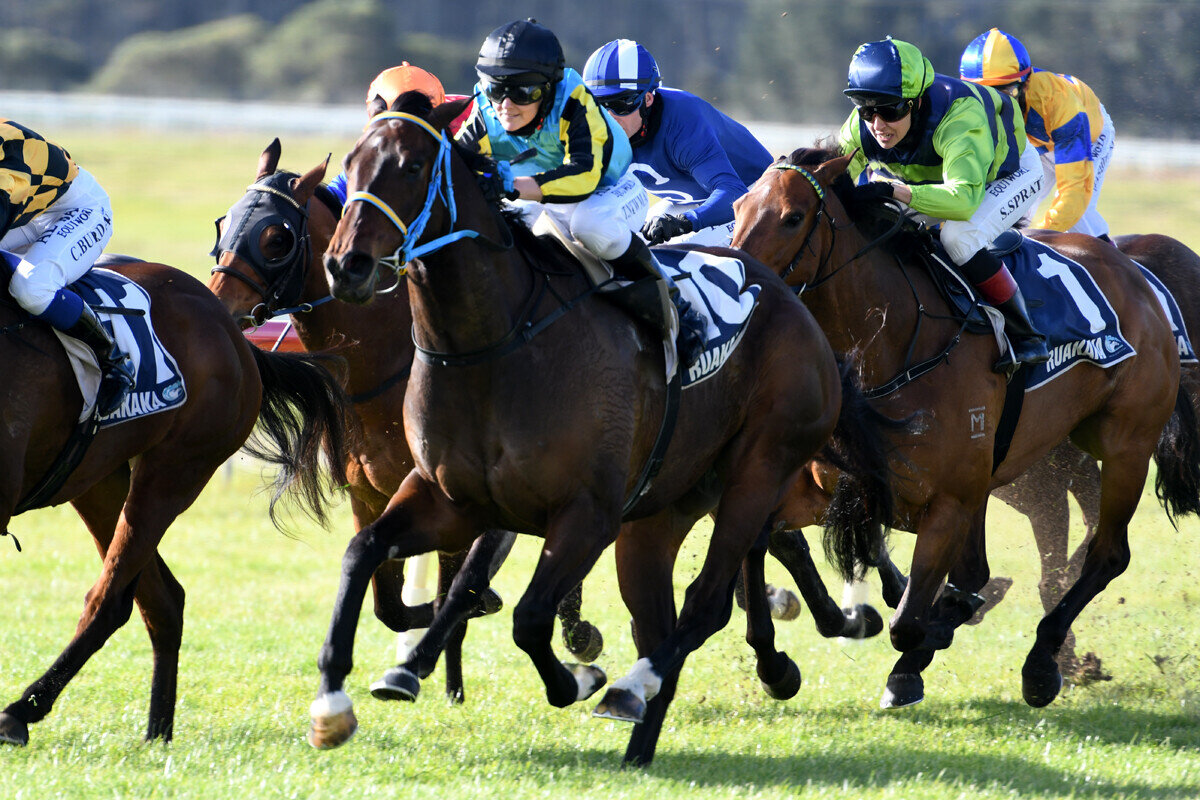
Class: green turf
1,127,1198,798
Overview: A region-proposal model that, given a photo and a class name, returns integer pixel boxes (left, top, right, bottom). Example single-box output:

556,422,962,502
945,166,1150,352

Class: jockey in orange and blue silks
0,118,133,415
456,19,706,369
960,28,1114,240
837,37,1049,369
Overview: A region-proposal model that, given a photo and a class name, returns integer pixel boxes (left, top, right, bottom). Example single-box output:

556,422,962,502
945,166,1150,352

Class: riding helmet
959,28,1033,86
583,39,662,101
844,37,934,104
476,18,565,86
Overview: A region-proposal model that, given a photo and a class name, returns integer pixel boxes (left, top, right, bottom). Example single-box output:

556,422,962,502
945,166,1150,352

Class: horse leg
435,550,467,703
0,461,207,746
743,526,802,698
1022,458,1145,708
310,471,479,749
557,581,604,662
767,527,883,639
369,530,516,703
595,513,686,767
511,495,614,709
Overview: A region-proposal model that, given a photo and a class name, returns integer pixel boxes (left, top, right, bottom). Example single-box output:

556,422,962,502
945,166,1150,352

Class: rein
775,164,967,397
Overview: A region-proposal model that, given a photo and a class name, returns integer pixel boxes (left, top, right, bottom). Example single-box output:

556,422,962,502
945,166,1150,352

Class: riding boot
609,238,707,370
993,287,1050,369
65,303,136,416
959,248,1050,371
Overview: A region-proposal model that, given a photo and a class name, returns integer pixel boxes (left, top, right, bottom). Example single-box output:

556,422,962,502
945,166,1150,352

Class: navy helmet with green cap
844,37,934,105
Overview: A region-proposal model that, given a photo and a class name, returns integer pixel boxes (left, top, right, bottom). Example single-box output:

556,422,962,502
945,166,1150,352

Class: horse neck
804,223,928,379
291,204,415,392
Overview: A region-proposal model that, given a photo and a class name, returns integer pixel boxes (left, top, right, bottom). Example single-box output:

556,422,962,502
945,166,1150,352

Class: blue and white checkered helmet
583,39,662,101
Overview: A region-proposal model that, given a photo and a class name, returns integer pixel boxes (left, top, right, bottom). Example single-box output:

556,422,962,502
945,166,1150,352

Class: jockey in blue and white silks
583,39,772,248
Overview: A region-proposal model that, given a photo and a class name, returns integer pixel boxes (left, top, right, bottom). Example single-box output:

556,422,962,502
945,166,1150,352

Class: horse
306,94,894,766
0,257,352,747
964,232,1200,679
729,146,1200,710
205,140,604,704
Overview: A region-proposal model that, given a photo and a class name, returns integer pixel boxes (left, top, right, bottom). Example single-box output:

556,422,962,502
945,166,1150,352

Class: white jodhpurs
513,172,648,260
917,145,1043,266
643,198,735,248
1,168,113,315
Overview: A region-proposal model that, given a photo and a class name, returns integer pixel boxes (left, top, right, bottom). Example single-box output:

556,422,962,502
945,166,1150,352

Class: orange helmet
366,62,445,108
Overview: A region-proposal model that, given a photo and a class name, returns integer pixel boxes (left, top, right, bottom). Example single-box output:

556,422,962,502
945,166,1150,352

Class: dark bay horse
969,232,1200,678
0,260,351,746
307,96,893,766
206,140,603,704
730,147,1200,710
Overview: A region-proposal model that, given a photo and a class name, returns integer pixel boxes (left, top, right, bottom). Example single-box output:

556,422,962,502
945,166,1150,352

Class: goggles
598,91,645,116
482,81,549,106
856,98,913,123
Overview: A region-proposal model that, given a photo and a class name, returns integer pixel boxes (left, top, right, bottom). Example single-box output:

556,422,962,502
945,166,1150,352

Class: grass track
0,127,1198,798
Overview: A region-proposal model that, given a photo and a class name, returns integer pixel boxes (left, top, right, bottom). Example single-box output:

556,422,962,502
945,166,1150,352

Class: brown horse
0,259,351,747
730,147,1200,710
306,95,894,766
969,233,1200,678
206,140,603,704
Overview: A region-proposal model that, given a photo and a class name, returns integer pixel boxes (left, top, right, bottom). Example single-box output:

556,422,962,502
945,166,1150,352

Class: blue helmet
583,39,662,101
844,37,934,103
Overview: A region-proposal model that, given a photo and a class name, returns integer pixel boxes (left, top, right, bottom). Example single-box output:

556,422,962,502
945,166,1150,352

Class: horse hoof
592,687,645,723
563,621,604,663
370,666,420,702
880,673,924,709
767,584,802,621
568,663,608,702
307,692,358,750
1022,657,1064,707
0,713,29,746
843,604,884,639
761,656,802,700
469,588,504,618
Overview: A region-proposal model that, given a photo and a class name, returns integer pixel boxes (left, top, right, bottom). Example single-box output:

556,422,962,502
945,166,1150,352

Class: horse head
732,148,855,288
208,138,334,327
324,93,474,305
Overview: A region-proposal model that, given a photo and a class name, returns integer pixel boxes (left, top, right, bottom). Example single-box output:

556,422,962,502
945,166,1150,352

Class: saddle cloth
61,268,187,426
1131,261,1198,366
530,212,761,387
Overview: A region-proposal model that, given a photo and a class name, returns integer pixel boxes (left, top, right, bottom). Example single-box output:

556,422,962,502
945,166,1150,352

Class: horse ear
429,96,472,135
814,151,855,183
257,138,282,181
293,154,331,204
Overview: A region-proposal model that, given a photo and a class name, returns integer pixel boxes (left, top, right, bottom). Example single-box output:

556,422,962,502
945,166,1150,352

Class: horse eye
261,226,295,261
406,160,424,175
784,213,804,228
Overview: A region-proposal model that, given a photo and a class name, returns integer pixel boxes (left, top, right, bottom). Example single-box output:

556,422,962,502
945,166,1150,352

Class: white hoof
308,691,358,749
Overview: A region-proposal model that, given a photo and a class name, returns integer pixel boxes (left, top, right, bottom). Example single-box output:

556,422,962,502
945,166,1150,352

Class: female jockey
582,38,772,248
455,18,705,368
960,28,1115,240
838,37,1049,370
0,119,133,416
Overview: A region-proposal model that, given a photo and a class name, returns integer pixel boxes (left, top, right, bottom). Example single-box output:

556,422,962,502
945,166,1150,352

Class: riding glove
642,214,693,245
846,181,895,205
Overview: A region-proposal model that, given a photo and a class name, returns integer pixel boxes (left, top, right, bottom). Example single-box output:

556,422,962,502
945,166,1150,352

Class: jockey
960,28,1115,240
326,62,469,206
581,39,772,248
456,18,706,369
0,119,134,416
838,37,1050,369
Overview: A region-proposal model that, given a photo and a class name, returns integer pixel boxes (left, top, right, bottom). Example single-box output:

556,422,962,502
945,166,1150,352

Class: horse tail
243,347,354,531
820,356,902,582
1153,383,1200,524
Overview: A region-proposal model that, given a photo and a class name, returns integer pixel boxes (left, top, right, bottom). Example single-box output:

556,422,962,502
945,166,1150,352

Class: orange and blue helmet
959,28,1032,86
844,37,934,104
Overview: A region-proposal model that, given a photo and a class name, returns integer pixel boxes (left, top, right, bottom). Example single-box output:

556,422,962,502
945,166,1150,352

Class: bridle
343,111,512,293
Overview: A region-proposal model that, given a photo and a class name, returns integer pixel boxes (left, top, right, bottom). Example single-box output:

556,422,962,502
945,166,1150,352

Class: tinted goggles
856,99,912,123
598,91,644,116
482,81,549,105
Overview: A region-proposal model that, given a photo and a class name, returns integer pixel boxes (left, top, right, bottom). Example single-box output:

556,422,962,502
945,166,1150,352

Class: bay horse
730,146,1200,710
306,95,894,766
0,258,351,747
206,140,604,704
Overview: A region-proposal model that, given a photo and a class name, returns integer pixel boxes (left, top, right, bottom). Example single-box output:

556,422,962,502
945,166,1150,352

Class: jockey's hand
478,160,519,204
642,214,693,245
846,181,895,206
